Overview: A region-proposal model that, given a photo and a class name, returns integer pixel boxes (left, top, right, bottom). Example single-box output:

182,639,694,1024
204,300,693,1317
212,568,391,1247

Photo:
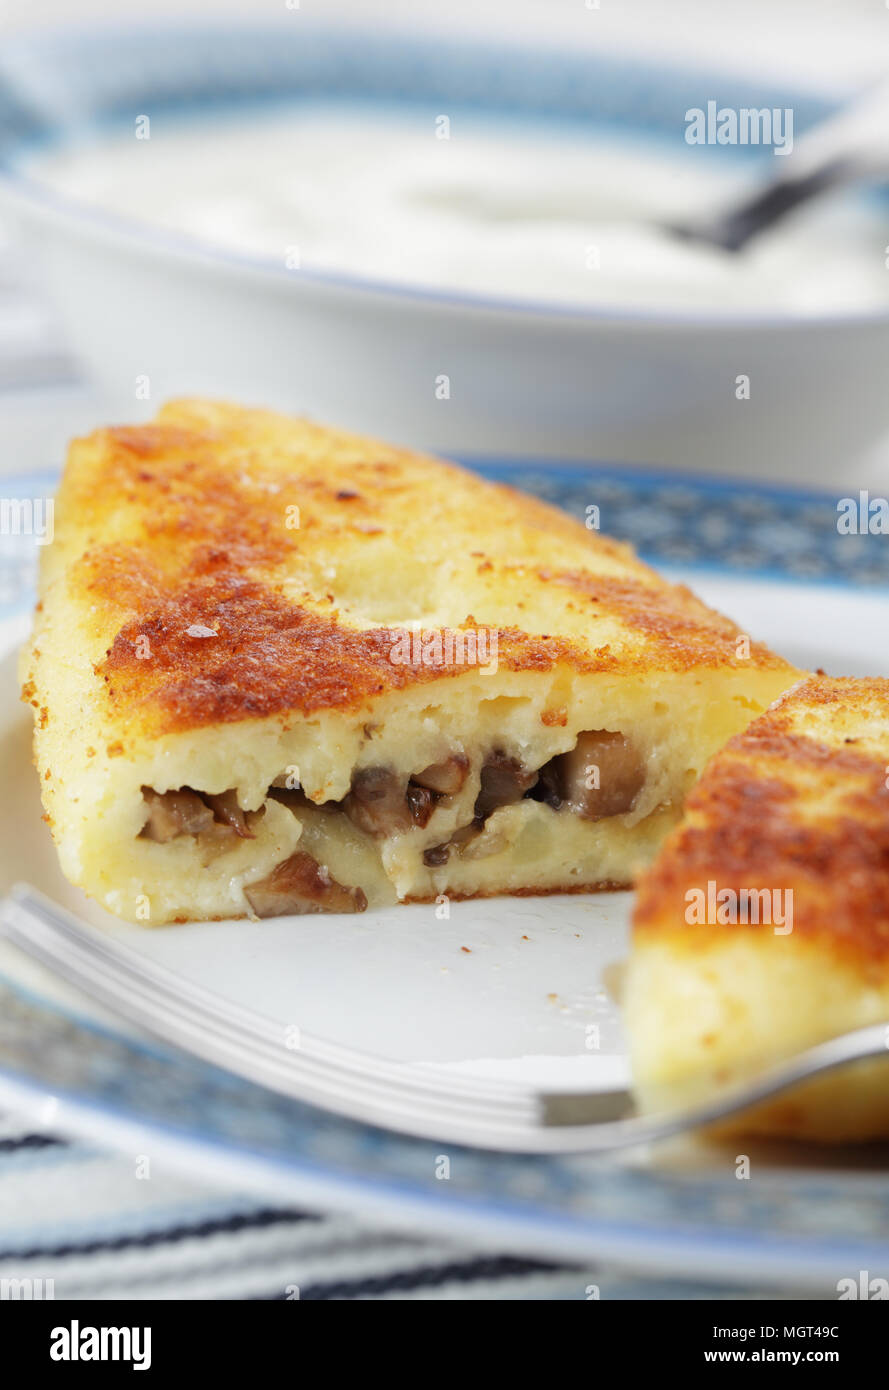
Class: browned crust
129,881,635,924
53,401,794,735
94,568,612,730
540,570,784,671
634,675,889,968
403,879,631,904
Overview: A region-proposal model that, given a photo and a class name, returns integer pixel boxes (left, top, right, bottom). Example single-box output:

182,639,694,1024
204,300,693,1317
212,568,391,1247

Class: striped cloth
0,1116,600,1301
0,1114,822,1300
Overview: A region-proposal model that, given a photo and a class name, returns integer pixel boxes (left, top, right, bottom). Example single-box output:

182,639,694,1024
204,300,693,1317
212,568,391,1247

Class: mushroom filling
342,756,469,837
137,731,644,911
140,786,260,843
425,731,646,867
530,730,646,819
245,851,367,918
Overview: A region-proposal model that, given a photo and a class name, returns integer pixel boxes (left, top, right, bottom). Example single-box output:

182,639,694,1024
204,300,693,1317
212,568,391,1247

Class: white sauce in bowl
22,103,889,315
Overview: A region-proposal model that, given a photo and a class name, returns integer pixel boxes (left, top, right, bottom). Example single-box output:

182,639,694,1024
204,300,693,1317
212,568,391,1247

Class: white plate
2,467,889,1290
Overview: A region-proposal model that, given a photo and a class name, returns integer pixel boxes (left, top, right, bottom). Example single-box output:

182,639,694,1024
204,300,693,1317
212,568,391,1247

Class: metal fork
2,884,887,1154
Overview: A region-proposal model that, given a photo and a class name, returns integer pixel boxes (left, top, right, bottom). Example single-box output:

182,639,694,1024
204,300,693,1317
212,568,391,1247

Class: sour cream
23,103,889,314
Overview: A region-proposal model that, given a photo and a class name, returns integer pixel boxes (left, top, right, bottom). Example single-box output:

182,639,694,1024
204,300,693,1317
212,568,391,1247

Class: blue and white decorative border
472,459,889,589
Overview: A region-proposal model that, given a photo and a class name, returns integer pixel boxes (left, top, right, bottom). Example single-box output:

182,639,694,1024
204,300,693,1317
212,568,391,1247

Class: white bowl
1,22,888,480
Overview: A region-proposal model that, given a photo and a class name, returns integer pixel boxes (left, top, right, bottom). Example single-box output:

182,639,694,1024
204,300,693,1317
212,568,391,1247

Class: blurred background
2,0,889,483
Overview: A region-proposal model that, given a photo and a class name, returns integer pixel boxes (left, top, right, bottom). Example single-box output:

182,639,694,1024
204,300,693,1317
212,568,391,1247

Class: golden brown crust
52,399,796,737
403,879,631,905
634,675,889,970
97,570,608,729
538,569,785,672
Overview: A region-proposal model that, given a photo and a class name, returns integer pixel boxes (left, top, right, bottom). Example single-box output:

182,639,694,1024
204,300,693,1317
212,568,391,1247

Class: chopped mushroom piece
411,754,469,796
474,752,538,820
344,766,443,836
140,787,215,841
343,767,414,837
245,851,367,917
534,758,563,811
140,786,259,842
204,789,254,838
406,782,437,827
545,730,645,819
268,785,313,812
